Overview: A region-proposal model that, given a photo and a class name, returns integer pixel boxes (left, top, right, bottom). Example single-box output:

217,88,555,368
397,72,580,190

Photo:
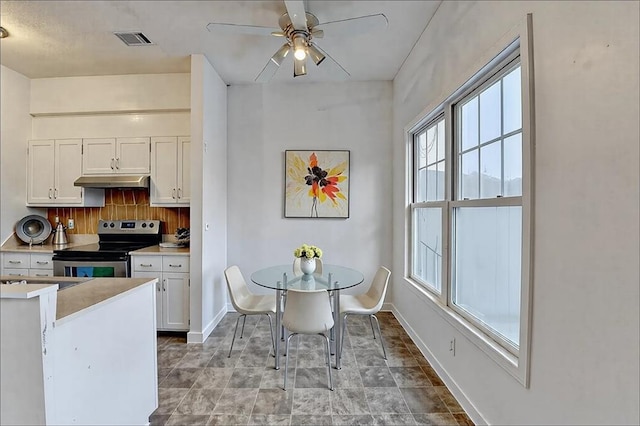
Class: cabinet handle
111,158,115,170
157,282,160,292
169,264,182,268
36,261,49,265
35,274,49,277
172,188,176,199
140,263,153,267
163,279,166,291
8,260,22,264
54,188,58,199
177,188,181,199
116,158,120,169
49,188,53,199
8,273,24,276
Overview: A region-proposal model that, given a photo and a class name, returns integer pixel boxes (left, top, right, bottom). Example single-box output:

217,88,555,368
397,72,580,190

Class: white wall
189,54,228,343
227,81,393,293
0,65,44,242
392,1,639,425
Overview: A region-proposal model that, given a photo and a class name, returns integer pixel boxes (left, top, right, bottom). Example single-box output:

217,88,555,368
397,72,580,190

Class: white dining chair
224,265,276,358
292,257,323,276
339,266,391,360
282,288,334,391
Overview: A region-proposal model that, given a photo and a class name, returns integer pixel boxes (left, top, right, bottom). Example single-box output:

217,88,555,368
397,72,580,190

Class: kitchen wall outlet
67,218,75,229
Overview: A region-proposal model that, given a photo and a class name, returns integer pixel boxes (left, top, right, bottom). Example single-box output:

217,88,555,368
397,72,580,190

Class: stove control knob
149,223,155,228
141,223,147,228
103,222,108,228
109,222,115,228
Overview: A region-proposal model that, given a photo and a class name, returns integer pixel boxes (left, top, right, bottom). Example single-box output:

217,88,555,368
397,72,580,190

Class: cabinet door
116,137,150,174
54,139,83,204
150,137,178,205
162,273,189,331
132,270,163,329
27,140,56,205
82,138,116,174
177,137,190,205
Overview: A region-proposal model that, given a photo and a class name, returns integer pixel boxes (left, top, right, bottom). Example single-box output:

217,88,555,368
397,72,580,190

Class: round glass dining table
251,264,364,370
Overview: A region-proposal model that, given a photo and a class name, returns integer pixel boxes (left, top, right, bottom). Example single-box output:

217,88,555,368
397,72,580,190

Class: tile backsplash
47,189,189,236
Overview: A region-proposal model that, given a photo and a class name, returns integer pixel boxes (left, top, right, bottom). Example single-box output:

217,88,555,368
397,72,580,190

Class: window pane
480,141,502,198
436,160,445,200
437,120,445,161
480,82,501,143
503,66,522,134
461,98,478,151
417,167,427,202
426,126,437,165
460,150,479,200
426,165,437,201
413,207,442,293
452,206,522,346
504,133,522,196
417,132,427,168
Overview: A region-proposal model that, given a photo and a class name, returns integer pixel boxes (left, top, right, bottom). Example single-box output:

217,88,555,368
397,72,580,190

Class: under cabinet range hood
74,175,149,189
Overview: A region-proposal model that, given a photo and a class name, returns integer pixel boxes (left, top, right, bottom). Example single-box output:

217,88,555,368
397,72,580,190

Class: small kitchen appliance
52,219,162,277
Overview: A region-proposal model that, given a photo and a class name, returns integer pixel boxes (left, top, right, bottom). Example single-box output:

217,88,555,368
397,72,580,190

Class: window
408,32,533,385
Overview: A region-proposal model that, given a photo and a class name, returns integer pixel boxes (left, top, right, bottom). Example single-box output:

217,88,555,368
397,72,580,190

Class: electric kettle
52,222,69,245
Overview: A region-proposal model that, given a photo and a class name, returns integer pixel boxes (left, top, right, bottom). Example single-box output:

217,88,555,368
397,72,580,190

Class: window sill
401,277,528,386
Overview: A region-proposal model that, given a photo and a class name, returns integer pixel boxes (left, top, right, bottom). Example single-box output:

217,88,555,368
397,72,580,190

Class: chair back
224,265,253,311
293,257,323,276
366,266,391,312
283,289,334,334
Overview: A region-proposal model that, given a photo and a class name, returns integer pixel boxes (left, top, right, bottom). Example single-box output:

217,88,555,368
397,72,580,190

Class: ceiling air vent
114,32,154,46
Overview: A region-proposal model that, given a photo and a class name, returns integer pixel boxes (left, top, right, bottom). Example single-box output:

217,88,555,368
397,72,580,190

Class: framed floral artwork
284,150,350,218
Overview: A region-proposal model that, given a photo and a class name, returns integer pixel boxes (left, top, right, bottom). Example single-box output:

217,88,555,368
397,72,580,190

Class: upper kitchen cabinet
27,139,104,207
150,136,190,206
82,137,150,175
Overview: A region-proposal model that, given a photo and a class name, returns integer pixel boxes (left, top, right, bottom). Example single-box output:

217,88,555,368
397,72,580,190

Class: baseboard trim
187,306,227,344
389,303,485,425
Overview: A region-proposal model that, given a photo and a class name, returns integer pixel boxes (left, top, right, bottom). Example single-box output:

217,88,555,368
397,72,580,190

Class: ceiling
0,0,440,84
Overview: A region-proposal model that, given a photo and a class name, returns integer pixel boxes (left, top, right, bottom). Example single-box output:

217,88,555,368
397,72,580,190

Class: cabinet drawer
30,254,53,270
30,269,54,277
162,256,189,273
3,268,30,277
132,256,162,272
2,253,30,269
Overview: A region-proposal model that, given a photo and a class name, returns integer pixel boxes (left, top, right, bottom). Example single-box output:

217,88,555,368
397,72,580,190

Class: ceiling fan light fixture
292,33,307,60
307,43,325,66
271,43,291,66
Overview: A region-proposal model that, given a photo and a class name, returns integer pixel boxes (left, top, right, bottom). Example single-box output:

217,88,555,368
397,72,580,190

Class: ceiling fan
206,0,388,82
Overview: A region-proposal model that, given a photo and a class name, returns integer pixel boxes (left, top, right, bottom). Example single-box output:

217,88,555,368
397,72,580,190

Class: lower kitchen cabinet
131,254,189,331
1,252,54,277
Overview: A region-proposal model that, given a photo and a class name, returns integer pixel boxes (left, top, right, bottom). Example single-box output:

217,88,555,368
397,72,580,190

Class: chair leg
371,314,387,360
228,314,245,358
284,333,296,391
265,313,275,357
240,314,247,339
369,315,376,339
321,333,333,391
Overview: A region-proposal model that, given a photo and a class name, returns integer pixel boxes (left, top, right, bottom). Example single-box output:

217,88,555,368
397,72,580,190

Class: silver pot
52,222,69,245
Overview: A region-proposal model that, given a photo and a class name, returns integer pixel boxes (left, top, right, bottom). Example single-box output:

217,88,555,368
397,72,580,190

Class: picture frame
284,150,350,218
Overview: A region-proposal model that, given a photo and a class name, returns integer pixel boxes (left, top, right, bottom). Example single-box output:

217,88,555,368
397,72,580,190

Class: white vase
300,257,316,275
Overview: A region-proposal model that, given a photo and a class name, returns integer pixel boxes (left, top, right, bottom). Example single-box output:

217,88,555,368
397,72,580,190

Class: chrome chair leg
322,333,333,391
265,313,275,357
340,313,348,359
228,314,245,358
371,314,387,360
284,332,297,390
369,315,376,339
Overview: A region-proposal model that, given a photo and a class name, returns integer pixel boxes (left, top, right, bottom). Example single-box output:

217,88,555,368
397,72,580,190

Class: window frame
404,15,534,387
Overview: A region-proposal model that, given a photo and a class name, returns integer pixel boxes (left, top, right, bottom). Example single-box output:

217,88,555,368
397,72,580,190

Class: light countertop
131,245,190,256
0,276,157,321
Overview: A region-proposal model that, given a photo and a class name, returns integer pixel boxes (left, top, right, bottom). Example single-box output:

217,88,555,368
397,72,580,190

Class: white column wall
0,66,43,242
189,54,228,343
392,1,639,425
227,82,393,294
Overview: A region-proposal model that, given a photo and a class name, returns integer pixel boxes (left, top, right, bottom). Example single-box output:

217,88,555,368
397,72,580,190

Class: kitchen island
0,276,158,425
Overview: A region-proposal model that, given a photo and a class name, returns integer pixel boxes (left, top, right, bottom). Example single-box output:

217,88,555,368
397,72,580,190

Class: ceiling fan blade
255,43,291,83
311,44,350,78
310,28,324,39
284,0,308,31
315,13,388,37
206,22,279,37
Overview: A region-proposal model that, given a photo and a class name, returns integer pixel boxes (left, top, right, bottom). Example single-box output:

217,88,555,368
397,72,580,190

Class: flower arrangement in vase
293,244,323,275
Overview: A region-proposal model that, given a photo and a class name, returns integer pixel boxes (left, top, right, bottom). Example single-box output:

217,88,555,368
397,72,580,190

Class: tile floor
151,312,474,426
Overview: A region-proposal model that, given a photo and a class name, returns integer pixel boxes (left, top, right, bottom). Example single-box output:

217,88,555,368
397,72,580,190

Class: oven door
53,260,128,278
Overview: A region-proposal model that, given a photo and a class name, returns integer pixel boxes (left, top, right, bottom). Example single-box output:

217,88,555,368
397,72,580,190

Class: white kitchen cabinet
27,139,104,207
82,137,150,175
132,254,189,331
1,252,54,277
150,136,190,206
